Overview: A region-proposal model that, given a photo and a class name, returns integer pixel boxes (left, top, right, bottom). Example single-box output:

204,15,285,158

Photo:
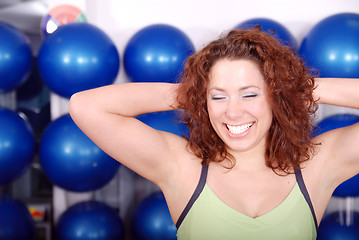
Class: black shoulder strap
176,164,209,229
295,168,318,230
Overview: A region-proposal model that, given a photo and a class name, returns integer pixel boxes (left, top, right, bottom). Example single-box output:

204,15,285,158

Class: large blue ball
235,18,298,50
132,192,177,240
56,200,125,240
299,13,359,78
39,114,120,192
124,24,195,83
0,108,35,185
38,22,120,98
317,211,359,240
314,114,359,197
0,23,32,92
0,196,36,240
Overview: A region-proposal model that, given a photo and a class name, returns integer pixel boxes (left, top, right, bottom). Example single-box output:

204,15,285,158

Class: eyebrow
209,85,260,92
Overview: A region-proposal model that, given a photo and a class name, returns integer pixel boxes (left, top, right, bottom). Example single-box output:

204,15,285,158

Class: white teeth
226,123,253,134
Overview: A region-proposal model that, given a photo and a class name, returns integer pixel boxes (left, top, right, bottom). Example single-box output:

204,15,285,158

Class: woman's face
207,58,273,155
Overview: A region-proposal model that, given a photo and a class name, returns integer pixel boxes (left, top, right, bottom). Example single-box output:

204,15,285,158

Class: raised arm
313,78,359,188
69,83,186,186
314,78,359,108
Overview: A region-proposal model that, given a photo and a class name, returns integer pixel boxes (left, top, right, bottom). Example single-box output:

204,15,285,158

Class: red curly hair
176,26,318,174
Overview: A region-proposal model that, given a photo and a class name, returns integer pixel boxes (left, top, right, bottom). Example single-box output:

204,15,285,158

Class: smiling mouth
226,123,253,135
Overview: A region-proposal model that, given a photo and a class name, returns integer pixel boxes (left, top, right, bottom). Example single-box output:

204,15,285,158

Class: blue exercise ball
38,22,120,98
132,191,177,240
124,24,195,83
0,196,36,240
235,18,298,50
56,200,125,240
314,114,359,197
300,13,359,78
317,211,359,240
136,110,187,137
0,22,32,93
0,108,35,186
39,114,120,192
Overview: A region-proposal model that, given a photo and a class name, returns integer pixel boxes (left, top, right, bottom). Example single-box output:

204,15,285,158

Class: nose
225,98,243,120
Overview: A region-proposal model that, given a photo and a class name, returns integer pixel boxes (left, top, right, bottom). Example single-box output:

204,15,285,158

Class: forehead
208,59,265,89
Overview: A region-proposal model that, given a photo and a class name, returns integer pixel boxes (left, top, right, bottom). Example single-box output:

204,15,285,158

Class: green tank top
176,165,317,240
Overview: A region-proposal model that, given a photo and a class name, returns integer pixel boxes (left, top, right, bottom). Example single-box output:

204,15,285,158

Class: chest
177,182,317,240
206,168,296,219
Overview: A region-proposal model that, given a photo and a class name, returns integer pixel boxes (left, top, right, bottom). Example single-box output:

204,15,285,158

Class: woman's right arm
312,78,359,190
69,83,185,186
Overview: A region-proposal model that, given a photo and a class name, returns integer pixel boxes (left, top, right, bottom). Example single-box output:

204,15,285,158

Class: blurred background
0,0,358,239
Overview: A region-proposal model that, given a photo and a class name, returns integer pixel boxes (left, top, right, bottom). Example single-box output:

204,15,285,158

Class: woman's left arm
314,78,359,108
313,77,359,188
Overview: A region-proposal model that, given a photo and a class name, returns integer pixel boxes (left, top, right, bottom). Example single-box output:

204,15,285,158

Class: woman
69,26,359,239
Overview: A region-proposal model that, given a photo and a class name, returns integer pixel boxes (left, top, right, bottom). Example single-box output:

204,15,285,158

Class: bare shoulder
159,139,204,224
299,134,339,222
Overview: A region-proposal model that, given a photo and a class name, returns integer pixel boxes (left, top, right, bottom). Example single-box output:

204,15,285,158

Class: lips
226,122,253,135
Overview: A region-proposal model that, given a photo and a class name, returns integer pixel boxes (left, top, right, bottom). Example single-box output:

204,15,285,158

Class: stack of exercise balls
300,13,359,239
36,22,124,239
0,22,36,240
37,22,122,191
0,23,34,178
38,22,121,192
0,110,36,240
123,24,194,238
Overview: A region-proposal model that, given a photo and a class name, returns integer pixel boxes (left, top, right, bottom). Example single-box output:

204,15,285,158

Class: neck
225,146,269,173
235,155,268,172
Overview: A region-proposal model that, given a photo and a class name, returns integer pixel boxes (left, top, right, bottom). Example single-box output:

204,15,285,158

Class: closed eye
242,93,258,98
210,94,228,101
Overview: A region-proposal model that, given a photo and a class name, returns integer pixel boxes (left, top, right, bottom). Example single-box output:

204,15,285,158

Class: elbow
69,90,102,126
69,92,85,123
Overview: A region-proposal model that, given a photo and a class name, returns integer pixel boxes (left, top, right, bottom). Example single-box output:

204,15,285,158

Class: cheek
207,104,225,132
260,106,273,129
250,100,272,121
207,102,222,119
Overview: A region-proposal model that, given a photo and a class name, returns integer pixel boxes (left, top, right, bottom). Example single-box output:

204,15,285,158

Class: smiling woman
177,26,317,171
69,25,359,240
